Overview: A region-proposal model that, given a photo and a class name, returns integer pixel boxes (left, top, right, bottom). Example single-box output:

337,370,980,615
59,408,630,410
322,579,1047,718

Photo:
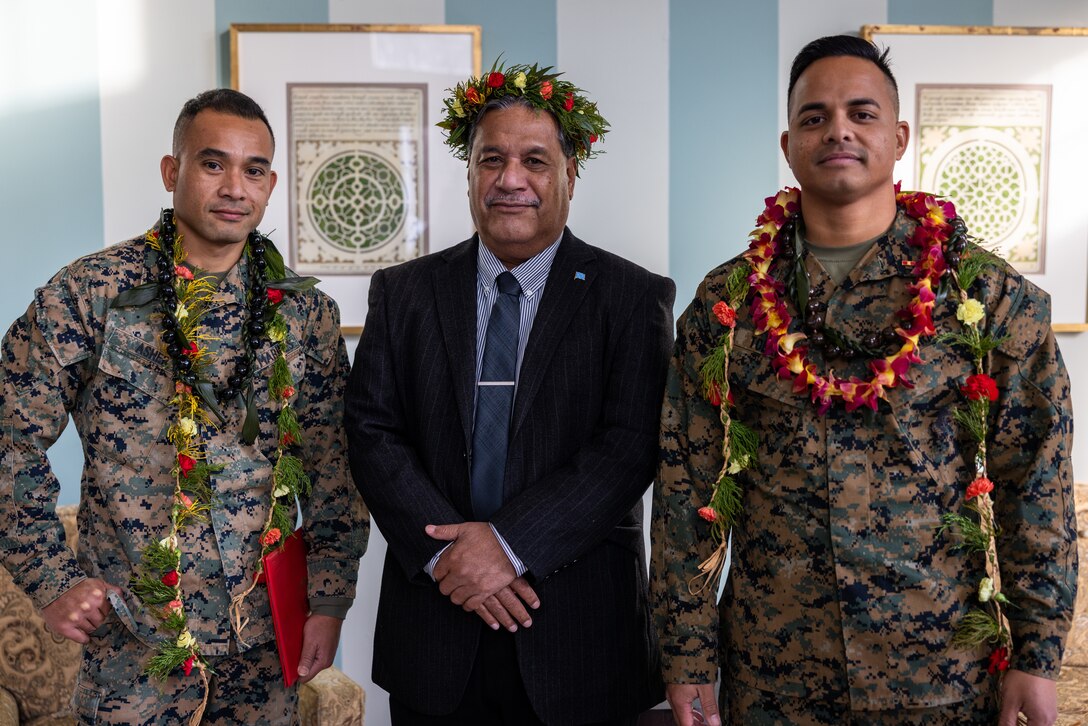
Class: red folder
263,528,309,687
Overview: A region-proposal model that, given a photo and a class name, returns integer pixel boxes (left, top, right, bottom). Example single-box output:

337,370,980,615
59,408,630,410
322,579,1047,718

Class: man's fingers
509,577,540,609
297,641,318,679
425,524,460,541
696,683,721,726
480,595,518,632
493,588,532,627
474,604,501,630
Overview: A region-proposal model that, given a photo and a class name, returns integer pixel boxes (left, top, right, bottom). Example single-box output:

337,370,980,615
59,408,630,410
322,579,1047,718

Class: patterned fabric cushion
298,666,366,726
1056,482,1088,724
0,505,81,722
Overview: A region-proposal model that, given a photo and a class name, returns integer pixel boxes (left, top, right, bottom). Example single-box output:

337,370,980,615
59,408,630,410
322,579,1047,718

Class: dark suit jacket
346,229,673,723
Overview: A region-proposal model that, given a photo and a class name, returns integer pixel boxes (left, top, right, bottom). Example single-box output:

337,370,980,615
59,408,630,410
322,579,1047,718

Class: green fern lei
952,399,989,445
956,246,1001,292
951,607,1005,649
938,509,994,554
130,573,178,606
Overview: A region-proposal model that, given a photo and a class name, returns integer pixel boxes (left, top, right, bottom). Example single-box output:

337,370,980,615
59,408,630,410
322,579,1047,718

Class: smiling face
467,104,577,268
160,109,277,269
780,55,908,211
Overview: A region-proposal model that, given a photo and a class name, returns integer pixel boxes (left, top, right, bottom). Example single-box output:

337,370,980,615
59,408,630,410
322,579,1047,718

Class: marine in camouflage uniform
653,209,1077,723
0,90,367,724
652,36,1077,726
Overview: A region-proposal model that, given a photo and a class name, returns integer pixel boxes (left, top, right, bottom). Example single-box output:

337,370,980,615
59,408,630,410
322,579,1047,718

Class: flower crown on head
438,60,609,169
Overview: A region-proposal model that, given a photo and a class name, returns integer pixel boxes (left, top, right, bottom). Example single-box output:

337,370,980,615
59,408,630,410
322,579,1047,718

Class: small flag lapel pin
574,271,586,281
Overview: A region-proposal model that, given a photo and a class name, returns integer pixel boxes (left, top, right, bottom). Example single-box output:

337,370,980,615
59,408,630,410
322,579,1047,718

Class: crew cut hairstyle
787,34,899,112
171,88,275,155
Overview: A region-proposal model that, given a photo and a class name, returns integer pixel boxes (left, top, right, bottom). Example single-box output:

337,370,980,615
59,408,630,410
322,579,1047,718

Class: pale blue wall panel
670,1,779,313
446,0,557,69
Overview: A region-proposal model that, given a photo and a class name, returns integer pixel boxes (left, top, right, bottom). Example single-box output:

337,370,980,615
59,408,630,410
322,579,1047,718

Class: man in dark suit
345,63,673,724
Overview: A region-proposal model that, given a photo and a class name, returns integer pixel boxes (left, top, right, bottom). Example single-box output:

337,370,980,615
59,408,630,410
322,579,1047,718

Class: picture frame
861,25,1088,330
231,23,482,333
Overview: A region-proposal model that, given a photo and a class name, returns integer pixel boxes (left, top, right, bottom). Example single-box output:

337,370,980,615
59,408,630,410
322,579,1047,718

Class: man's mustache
485,194,540,208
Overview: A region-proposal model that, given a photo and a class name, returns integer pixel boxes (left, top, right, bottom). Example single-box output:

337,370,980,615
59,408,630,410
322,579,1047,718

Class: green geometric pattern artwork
934,140,1025,248
307,151,406,252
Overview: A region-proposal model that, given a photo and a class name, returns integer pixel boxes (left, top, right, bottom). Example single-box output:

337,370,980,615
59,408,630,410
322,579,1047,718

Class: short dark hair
172,89,275,155
466,95,576,161
787,35,899,113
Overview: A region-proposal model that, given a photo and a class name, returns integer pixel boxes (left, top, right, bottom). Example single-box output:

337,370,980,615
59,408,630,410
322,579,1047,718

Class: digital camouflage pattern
73,613,293,724
652,207,1078,711
0,226,368,659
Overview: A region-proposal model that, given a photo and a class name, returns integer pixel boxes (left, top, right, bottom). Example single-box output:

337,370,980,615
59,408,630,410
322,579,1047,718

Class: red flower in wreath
177,454,196,478
261,528,282,547
161,570,180,587
707,381,722,407
713,301,737,328
539,81,553,100
966,476,994,500
182,342,199,357
266,288,284,305
987,646,1010,674
487,72,505,88
563,92,575,112
697,506,717,523
961,374,998,402
465,86,482,105
182,655,195,676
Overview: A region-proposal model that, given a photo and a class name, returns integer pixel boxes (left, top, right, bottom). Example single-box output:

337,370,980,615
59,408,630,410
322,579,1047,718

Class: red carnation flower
465,86,482,105
707,381,722,407
261,528,282,547
961,374,998,402
563,92,574,112
589,134,598,144
266,288,284,305
182,655,195,676
965,476,994,500
177,454,196,478
183,342,199,357
487,72,504,88
281,385,296,399
987,646,1010,674
280,431,296,446
539,81,553,100
161,570,180,587
713,301,737,328
697,506,717,523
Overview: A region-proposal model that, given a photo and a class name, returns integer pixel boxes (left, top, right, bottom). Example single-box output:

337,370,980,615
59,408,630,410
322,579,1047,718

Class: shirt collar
477,233,563,298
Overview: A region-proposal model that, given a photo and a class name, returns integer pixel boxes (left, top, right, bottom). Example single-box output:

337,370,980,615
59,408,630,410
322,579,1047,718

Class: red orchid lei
747,186,955,414
694,186,1013,676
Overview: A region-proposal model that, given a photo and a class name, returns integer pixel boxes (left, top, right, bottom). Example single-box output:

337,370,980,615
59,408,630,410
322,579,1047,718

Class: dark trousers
389,625,638,726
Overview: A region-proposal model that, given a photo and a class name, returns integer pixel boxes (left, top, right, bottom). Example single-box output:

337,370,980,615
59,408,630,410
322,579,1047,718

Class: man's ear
161,155,178,192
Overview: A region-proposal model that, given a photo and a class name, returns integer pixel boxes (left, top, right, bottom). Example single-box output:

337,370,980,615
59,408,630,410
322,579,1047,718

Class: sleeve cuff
308,596,353,620
489,523,527,577
424,543,453,581
306,557,361,601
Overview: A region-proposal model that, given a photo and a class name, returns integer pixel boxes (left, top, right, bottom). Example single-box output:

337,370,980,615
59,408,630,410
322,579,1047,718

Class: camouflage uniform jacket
0,230,368,655
652,208,1078,709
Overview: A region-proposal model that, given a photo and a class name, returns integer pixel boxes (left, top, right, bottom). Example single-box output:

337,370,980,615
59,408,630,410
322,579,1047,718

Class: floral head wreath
438,60,610,170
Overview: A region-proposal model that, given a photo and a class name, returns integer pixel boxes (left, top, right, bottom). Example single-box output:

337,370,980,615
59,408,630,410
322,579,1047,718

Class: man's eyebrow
795,97,882,116
195,147,272,167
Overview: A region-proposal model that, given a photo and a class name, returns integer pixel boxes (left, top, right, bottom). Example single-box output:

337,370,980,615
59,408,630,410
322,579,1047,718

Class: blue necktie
470,271,521,520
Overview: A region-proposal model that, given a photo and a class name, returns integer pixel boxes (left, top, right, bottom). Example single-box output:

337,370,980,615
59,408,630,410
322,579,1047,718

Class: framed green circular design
306,151,407,253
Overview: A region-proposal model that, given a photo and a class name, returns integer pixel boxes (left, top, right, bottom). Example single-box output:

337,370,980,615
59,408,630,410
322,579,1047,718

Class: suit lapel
511,230,596,438
433,238,479,451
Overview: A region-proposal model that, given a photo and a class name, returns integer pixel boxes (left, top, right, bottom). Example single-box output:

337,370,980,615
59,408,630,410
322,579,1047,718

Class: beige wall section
557,0,670,277
329,0,445,24
776,0,888,189
97,0,217,247
993,0,1088,26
